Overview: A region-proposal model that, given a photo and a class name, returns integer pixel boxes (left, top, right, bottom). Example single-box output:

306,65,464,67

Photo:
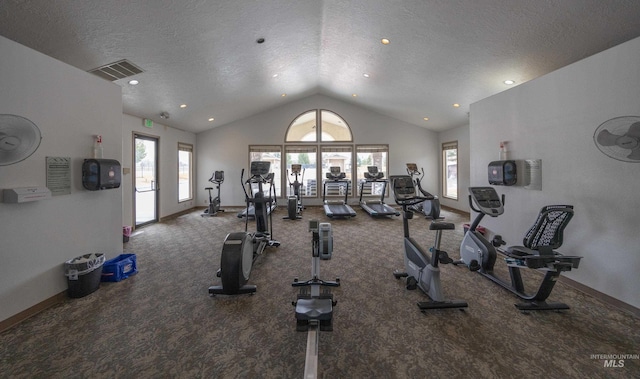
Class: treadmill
358,166,400,217
237,170,278,219
322,167,356,218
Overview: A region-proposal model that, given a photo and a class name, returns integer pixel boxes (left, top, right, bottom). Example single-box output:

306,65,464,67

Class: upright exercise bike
455,187,582,311
201,170,224,217
209,161,280,295
292,220,339,378
284,164,305,220
406,163,441,219
391,175,467,311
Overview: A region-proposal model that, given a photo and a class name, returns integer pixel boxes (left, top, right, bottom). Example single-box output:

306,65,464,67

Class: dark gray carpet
1,205,638,378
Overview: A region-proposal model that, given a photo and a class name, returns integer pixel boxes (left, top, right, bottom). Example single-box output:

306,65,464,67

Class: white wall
469,36,640,308
121,114,197,228
196,94,439,207
438,124,470,212
0,36,123,322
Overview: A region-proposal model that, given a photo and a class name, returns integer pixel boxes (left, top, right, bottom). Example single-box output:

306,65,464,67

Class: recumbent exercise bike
209,161,280,295
455,187,582,312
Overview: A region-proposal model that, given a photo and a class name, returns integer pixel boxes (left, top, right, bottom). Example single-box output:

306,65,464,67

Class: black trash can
64,253,106,298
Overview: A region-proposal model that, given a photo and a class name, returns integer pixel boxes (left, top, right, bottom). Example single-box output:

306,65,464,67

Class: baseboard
159,207,199,222
559,276,640,318
0,291,67,333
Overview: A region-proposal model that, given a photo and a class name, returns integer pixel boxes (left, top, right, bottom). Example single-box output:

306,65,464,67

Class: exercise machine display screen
469,187,503,212
392,176,415,198
250,161,271,176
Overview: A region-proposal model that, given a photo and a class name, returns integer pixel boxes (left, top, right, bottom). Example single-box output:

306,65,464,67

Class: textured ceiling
1,0,640,133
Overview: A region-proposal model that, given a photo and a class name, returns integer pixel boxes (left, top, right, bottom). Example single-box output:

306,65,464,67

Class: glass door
134,133,159,227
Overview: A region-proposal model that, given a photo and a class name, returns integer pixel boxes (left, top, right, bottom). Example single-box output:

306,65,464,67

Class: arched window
285,110,352,142
283,110,355,199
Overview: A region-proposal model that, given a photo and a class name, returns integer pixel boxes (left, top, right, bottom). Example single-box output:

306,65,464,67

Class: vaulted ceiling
2,1,640,134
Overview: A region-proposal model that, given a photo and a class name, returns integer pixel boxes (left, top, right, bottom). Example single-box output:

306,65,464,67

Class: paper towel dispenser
82,159,121,191
488,160,517,186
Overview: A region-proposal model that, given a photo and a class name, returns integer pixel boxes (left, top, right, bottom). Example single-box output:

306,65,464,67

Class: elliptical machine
284,164,305,220
209,161,280,295
405,163,441,219
455,187,582,311
201,170,224,217
292,220,339,378
236,171,277,219
391,175,467,311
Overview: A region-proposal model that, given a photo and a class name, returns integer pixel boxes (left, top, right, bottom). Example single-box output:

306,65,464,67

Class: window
285,110,354,197
178,143,193,202
249,145,282,197
285,145,317,197
285,109,352,143
442,141,458,200
356,145,389,196
321,145,353,196
320,110,352,141
286,111,317,142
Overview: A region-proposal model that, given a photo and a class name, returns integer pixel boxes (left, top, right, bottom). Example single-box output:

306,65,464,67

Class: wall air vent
88,59,143,81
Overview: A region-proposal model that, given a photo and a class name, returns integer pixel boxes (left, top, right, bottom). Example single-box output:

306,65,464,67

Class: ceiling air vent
88,59,143,81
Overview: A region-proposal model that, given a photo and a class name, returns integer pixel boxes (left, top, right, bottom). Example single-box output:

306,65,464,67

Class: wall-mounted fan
594,116,640,162
0,114,42,166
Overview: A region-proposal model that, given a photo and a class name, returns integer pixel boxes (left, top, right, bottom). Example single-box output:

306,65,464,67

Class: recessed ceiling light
180,104,187,108
363,73,370,78
423,117,429,121
128,79,139,85
281,93,287,97
453,103,460,108
208,118,214,122
256,38,265,44
504,80,515,85
352,94,358,97
272,73,279,78
381,38,390,45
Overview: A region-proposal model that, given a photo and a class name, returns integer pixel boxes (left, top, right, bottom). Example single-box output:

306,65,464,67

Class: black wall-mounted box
82,159,121,191
488,160,517,186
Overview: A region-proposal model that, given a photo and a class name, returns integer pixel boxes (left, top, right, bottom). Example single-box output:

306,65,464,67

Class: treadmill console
326,166,346,180
469,187,504,216
364,166,384,180
250,161,271,176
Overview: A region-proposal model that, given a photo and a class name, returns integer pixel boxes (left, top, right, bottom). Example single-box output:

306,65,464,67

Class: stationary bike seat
429,222,455,231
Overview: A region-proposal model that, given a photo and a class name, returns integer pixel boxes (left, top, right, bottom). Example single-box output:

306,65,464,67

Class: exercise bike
201,170,224,217
405,163,441,219
391,175,468,311
284,163,305,220
209,161,280,295
455,187,582,311
292,220,339,378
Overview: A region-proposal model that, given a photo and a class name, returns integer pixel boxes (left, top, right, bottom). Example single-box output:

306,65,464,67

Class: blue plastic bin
101,254,137,282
